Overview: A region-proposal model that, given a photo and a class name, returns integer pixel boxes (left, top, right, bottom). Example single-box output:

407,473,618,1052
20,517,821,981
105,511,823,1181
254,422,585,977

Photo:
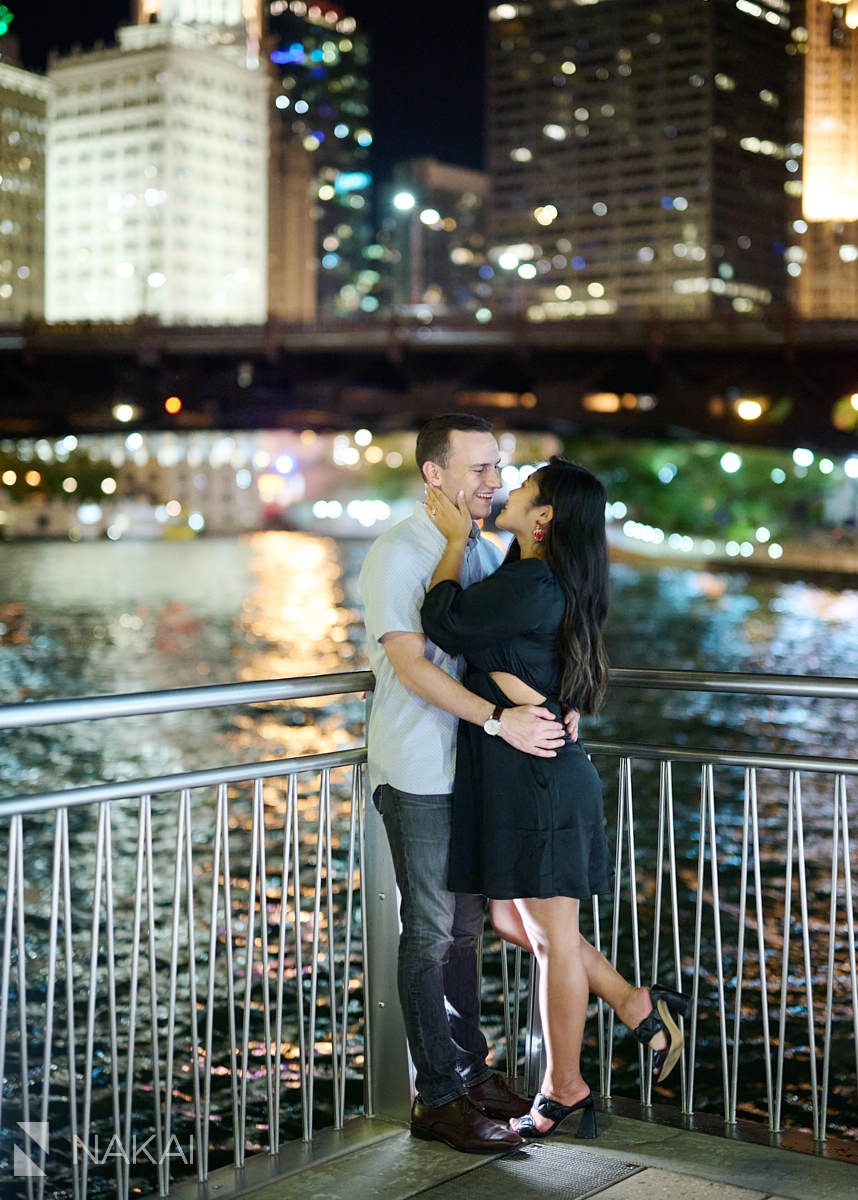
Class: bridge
2,314,858,449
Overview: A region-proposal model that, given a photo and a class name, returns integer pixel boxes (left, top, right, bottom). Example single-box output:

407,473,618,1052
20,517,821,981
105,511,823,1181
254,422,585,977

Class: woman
421,457,689,1139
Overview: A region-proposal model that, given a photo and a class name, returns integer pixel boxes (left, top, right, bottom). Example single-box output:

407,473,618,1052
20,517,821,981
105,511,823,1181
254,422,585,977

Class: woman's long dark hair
506,457,610,714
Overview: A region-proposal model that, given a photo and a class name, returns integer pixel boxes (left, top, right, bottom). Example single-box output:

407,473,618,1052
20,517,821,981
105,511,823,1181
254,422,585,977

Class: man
359,414,570,1154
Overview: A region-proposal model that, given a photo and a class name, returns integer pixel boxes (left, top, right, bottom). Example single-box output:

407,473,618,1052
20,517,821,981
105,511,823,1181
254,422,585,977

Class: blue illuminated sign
334,171,372,194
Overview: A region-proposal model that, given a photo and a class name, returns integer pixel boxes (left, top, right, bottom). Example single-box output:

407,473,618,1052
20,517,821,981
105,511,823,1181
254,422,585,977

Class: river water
1,533,856,1190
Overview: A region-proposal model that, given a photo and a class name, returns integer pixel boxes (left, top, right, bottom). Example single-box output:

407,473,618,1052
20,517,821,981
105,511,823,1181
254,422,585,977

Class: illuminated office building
486,0,796,320
134,0,316,322
0,60,49,322
267,1,376,316
382,158,490,314
794,1,858,317
135,0,263,64
45,23,268,324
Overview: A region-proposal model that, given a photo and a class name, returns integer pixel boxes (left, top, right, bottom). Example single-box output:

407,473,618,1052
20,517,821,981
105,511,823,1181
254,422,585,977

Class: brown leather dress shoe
410,1095,523,1154
468,1073,532,1120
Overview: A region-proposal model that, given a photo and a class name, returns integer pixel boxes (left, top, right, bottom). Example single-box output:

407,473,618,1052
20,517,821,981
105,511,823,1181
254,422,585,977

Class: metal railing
1,668,856,1199
0,673,381,1199
562,669,858,1147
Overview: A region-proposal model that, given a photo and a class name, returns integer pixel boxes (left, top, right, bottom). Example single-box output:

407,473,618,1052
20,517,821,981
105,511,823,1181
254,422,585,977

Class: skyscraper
382,158,489,315
118,1,373,320
135,0,317,323
267,1,375,317
486,0,796,321
0,59,48,322
794,1,858,317
45,23,269,324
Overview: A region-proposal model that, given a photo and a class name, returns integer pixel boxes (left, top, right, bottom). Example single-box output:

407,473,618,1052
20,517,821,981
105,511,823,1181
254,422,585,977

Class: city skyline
10,0,486,179
3,1,858,334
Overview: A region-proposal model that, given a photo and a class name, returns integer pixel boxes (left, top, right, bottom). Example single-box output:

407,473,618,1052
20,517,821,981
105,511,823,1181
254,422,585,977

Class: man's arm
382,631,565,758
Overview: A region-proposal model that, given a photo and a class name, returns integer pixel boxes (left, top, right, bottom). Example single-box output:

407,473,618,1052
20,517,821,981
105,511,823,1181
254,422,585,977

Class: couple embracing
358,414,688,1153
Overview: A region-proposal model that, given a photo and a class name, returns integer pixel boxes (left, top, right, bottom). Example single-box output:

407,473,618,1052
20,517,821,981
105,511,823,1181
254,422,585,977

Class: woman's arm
422,558,548,655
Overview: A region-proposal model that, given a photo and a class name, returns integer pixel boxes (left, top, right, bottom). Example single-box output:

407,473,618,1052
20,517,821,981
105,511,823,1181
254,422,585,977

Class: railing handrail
3,740,856,820
0,670,376,729
1,668,856,733
0,748,367,818
2,668,856,817
609,668,858,699
586,740,858,776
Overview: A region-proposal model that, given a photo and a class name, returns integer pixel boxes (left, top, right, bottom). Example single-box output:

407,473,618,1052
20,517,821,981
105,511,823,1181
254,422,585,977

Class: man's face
431,430,502,520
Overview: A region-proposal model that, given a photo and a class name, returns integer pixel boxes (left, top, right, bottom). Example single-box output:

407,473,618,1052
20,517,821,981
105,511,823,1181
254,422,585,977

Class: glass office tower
486,0,796,320
267,1,375,317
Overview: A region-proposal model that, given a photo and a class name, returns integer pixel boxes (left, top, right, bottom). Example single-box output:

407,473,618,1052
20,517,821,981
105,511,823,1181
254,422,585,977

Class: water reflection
232,532,365,761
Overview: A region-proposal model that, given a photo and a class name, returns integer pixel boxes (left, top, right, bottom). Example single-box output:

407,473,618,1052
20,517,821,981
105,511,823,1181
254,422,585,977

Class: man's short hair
415,413,493,471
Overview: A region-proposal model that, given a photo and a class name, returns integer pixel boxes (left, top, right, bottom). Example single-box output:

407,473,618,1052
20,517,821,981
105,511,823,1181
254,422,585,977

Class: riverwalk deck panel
215,1115,857,1200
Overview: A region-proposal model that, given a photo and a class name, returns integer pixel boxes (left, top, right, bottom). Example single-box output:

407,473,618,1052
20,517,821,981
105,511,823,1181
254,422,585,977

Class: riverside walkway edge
165,1112,858,1200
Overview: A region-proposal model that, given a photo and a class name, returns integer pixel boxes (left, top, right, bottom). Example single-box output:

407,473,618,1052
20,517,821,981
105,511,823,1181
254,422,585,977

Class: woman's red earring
532,525,545,543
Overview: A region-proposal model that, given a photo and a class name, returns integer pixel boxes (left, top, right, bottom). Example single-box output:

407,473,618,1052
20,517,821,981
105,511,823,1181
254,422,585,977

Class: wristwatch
483,705,503,736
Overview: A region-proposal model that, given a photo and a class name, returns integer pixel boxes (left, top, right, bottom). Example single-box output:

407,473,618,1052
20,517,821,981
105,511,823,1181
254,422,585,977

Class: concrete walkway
230,1114,857,1200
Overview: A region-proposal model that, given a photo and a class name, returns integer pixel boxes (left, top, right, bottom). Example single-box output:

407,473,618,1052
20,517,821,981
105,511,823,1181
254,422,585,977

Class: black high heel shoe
631,985,692,1084
512,1090,597,1139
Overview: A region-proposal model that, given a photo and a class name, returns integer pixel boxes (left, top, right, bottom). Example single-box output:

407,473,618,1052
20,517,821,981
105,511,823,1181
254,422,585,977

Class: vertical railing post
524,960,544,1094
362,692,412,1123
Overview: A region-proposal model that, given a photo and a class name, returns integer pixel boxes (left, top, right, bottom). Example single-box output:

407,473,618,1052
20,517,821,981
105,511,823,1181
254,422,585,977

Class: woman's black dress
422,557,612,901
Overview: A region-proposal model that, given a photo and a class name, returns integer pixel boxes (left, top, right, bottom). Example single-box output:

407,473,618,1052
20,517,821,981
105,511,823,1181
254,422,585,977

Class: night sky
10,0,487,179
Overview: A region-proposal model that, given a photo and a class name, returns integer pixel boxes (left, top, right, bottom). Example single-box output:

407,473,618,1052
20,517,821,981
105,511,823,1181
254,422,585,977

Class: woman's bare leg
490,898,665,1051
489,899,530,950
509,896,590,1132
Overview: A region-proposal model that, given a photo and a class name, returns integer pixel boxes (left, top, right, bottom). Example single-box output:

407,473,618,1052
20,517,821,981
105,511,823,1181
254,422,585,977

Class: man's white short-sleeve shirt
359,501,502,795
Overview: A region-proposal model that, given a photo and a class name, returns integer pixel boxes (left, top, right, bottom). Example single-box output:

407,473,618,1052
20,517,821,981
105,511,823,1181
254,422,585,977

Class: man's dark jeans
375,784,492,1107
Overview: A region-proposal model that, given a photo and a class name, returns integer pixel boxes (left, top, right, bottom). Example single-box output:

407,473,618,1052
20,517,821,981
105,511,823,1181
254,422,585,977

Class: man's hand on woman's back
499,706,567,757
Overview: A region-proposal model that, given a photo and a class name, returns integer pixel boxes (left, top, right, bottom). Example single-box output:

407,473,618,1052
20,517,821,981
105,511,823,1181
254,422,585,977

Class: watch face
484,718,502,736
